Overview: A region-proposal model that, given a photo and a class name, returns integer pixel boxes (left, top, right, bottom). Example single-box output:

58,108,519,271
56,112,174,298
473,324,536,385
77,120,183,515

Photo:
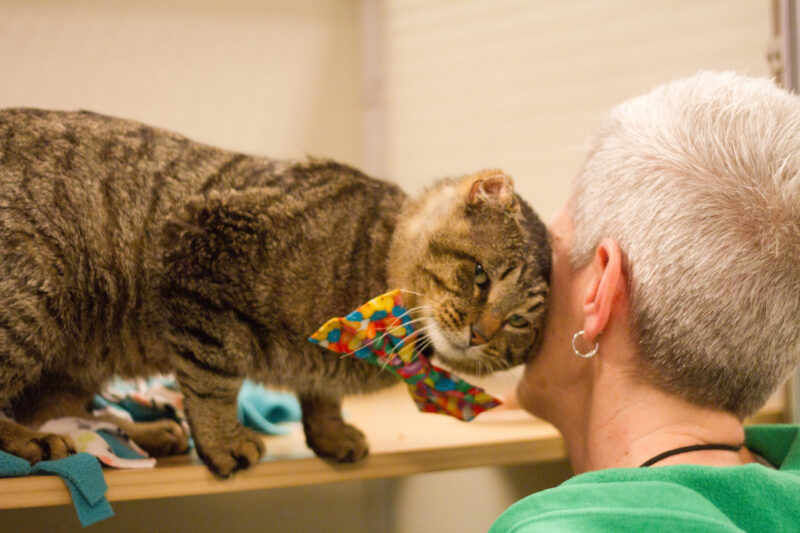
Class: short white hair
569,71,800,418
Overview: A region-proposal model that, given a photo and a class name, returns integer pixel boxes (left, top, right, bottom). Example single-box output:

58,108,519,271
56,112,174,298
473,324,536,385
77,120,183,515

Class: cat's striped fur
0,108,550,476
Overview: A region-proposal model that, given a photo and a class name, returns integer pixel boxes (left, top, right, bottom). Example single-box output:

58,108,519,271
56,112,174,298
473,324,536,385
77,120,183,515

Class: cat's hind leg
0,336,76,463
93,414,189,458
1,385,79,463
299,393,369,463
0,418,76,463
15,385,189,458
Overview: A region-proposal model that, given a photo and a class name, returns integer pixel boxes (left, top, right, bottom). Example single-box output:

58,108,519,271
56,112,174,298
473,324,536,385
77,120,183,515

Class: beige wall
0,0,772,220
0,1,772,532
382,0,771,220
0,0,364,165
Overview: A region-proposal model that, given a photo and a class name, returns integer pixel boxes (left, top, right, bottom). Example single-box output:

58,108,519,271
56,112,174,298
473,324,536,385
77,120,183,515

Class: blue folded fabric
34,453,114,526
0,379,299,528
97,429,150,460
0,450,113,527
0,448,32,476
92,376,182,423
237,380,302,435
94,377,301,436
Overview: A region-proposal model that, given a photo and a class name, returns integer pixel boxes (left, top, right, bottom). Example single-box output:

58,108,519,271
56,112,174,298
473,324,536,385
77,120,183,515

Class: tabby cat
0,109,550,476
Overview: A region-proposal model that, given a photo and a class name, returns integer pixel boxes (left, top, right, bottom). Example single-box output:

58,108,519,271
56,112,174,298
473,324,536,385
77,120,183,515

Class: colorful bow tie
308,289,502,421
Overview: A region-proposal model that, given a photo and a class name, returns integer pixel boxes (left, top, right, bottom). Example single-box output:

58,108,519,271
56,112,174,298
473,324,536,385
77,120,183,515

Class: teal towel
94,377,301,437
0,450,113,527
237,380,302,435
0,448,32,476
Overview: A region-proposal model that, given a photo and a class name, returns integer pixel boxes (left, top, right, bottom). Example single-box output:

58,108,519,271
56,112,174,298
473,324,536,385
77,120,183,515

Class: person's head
520,71,800,422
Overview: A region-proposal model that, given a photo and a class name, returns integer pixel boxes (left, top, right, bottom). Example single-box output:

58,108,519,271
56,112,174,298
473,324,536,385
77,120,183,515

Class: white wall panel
383,0,771,219
0,0,363,165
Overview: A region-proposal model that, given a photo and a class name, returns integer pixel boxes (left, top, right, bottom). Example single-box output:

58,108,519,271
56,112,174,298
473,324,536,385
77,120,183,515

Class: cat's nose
470,312,502,346
470,327,488,346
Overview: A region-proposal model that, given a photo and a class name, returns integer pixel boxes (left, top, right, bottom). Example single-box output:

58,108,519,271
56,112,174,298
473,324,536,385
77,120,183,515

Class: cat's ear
466,169,519,212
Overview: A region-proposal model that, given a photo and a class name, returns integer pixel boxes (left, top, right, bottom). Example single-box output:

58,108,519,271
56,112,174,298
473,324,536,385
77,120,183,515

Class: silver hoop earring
572,330,599,359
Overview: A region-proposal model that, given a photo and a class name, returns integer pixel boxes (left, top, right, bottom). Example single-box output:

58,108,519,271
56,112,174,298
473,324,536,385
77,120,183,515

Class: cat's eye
507,314,529,328
474,263,489,287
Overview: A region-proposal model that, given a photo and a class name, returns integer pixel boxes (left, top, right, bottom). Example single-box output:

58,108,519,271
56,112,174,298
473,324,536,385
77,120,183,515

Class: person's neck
559,366,752,474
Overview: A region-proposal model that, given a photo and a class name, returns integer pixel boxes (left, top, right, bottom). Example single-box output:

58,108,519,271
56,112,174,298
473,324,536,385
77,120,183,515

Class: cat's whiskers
382,315,430,339
475,357,492,378
379,324,436,371
401,304,433,317
336,318,434,364
409,326,437,357
397,288,444,307
388,305,433,329
410,330,435,357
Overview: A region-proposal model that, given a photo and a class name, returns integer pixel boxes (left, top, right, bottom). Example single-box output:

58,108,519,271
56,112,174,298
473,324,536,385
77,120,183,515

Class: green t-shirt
490,425,800,532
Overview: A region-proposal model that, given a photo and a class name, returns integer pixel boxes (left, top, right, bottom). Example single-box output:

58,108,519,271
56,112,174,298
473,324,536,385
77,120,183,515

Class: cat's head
388,170,551,375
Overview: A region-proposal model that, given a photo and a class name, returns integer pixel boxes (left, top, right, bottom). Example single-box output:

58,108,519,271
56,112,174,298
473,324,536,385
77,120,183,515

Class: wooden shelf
0,384,565,509
0,382,786,510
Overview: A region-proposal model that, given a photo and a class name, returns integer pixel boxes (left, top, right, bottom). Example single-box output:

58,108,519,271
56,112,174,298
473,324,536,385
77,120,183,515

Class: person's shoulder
745,423,800,468
490,427,800,533
489,474,743,533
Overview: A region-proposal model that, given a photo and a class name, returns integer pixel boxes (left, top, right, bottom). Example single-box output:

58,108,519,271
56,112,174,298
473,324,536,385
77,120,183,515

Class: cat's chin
424,322,469,357
424,322,499,376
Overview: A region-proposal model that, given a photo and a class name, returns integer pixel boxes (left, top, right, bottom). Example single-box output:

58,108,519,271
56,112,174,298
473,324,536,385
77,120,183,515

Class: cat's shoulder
0,107,119,126
0,107,182,139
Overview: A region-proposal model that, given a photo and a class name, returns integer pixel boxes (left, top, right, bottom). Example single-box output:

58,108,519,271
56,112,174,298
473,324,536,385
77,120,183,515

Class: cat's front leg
299,393,368,463
175,356,265,477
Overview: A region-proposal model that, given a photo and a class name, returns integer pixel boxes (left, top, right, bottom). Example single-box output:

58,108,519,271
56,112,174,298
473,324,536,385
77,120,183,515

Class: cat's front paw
304,421,369,463
195,427,266,477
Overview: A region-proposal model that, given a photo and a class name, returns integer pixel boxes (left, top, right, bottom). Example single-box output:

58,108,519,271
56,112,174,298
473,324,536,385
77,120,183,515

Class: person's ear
581,238,625,343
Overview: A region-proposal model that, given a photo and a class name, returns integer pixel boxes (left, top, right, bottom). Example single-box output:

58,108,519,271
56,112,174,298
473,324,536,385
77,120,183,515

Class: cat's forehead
414,179,548,277
465,209,530,251
439,223,540,280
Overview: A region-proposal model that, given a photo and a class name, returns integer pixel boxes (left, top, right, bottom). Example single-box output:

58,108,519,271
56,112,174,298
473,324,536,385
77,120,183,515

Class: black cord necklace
640,443,743,467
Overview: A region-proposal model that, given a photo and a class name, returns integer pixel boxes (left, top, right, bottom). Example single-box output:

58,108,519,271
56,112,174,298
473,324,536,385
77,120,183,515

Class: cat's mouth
425,322,469,357
422,316,494,375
